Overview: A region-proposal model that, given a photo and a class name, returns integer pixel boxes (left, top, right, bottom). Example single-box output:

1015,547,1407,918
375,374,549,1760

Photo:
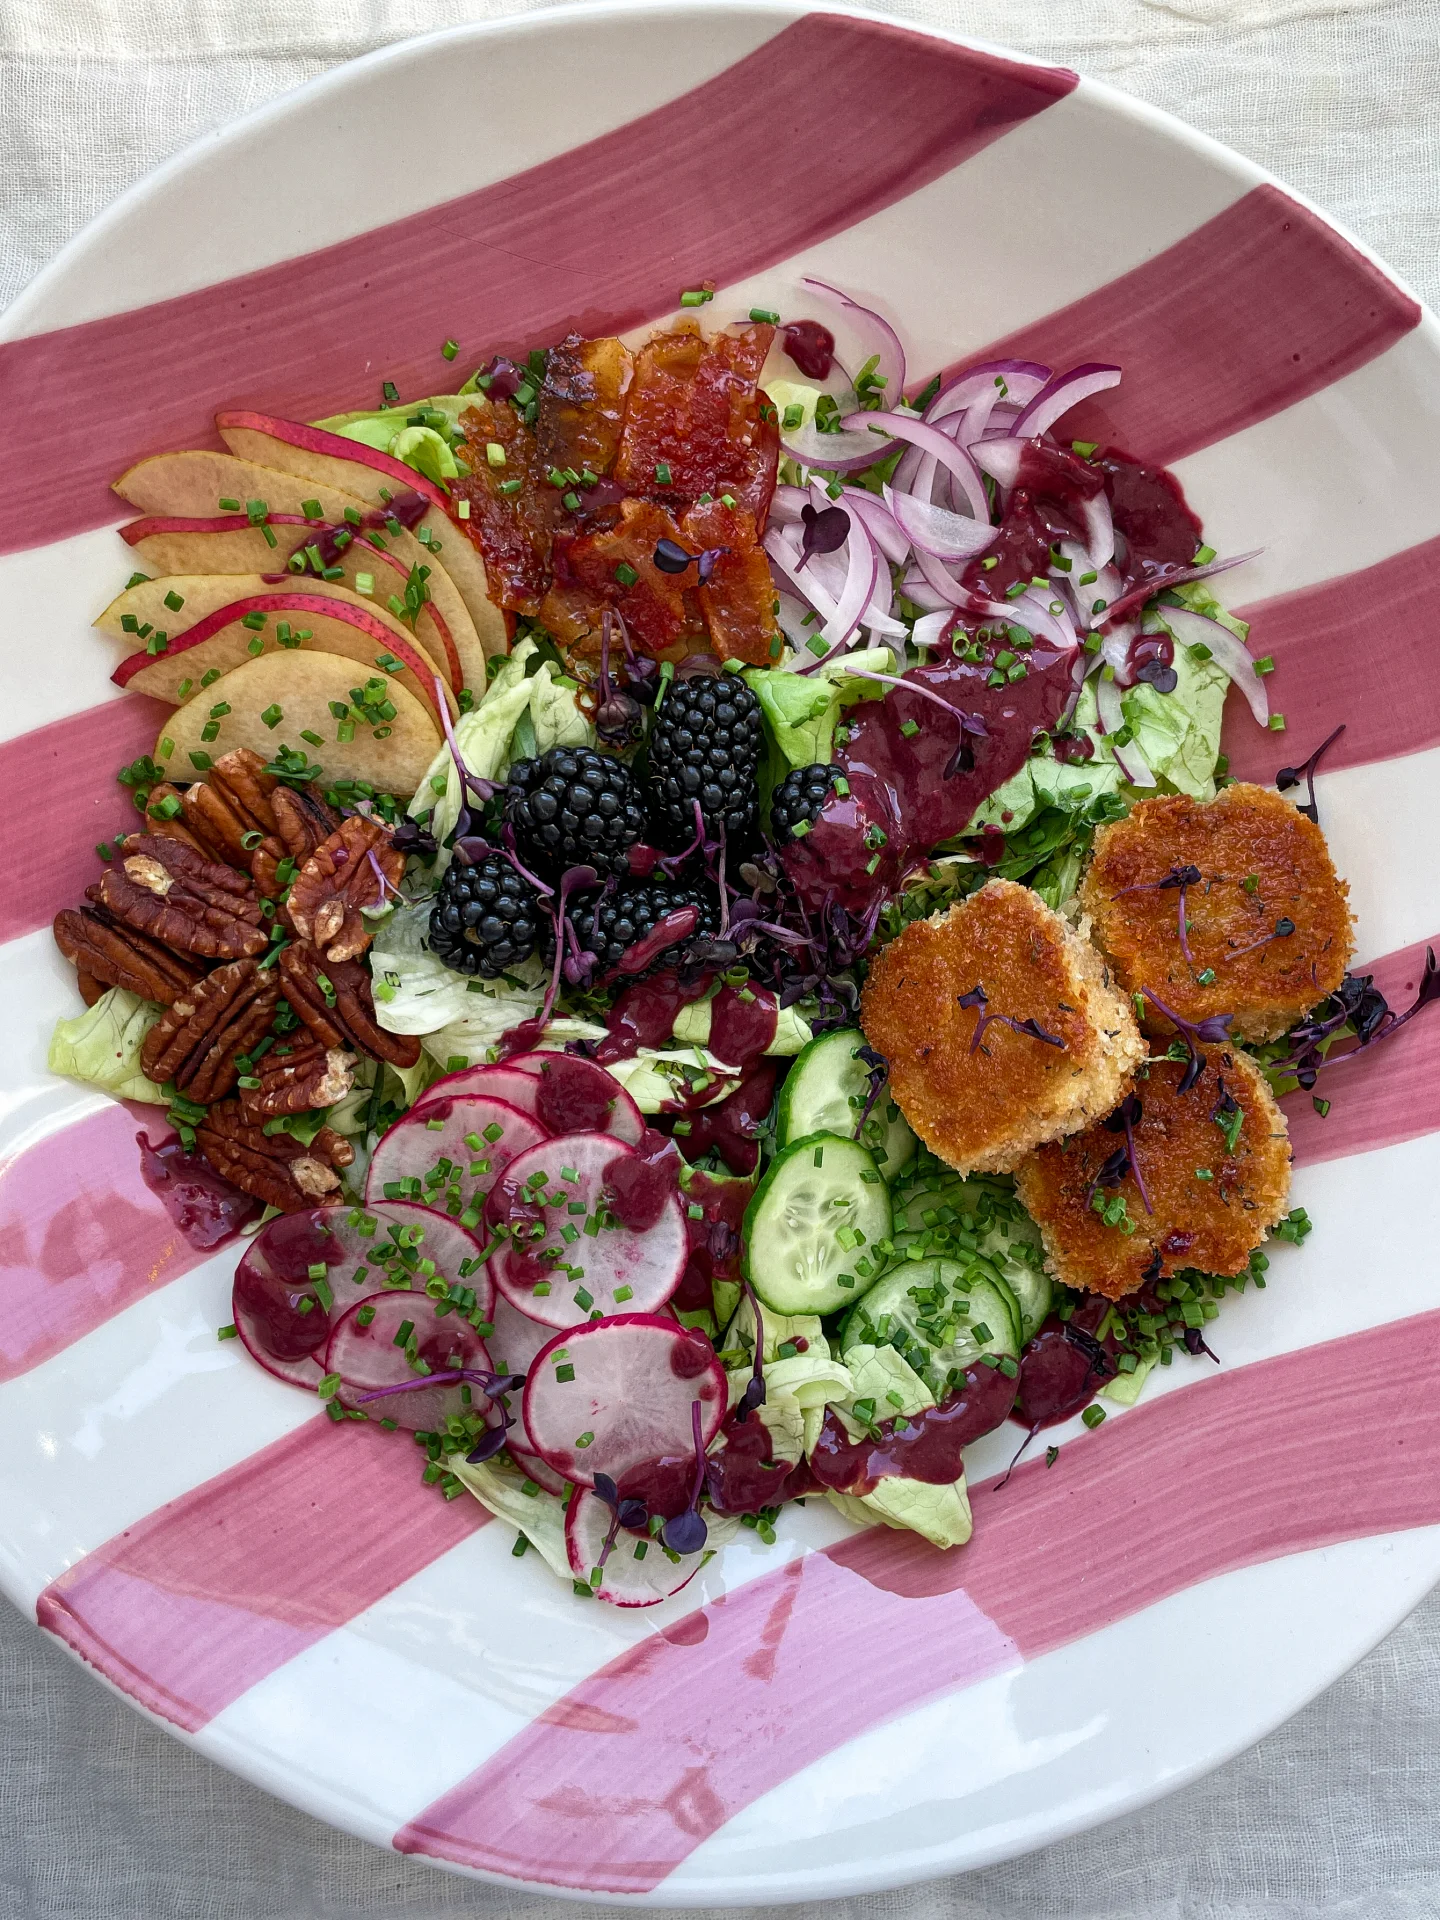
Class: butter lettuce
812,1342,974,1550
48,988,166,1104
452,1456,571,1578
672,991,812,1058
743,648,894,771
313,394,473,485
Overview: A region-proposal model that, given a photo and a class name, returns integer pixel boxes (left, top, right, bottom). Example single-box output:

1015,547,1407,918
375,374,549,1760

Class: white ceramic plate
3,2,1440,1902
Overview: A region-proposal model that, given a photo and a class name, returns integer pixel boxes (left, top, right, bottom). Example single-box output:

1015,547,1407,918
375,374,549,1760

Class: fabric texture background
3,0,1438,1913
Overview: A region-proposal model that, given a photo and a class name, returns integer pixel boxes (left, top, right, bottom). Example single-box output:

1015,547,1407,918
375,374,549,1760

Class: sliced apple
112,592,456,728
213,410,505,660
157,651,441,799
96,571,460,694
112,448,501,689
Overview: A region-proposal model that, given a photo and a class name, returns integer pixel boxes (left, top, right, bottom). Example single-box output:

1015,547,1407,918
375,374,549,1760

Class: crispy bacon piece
615,322,779,525
680,498,779,665
537,333,631,480
561,499,697,656
451,398,554,614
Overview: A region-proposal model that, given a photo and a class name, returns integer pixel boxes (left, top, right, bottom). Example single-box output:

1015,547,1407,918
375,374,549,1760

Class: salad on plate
48,281,1439,1607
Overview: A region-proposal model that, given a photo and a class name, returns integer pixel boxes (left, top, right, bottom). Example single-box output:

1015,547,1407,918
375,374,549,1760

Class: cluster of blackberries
427,668,762,980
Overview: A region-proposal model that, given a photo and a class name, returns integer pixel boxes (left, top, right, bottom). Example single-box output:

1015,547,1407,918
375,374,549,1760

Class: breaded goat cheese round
1080,782,1353,1044
1013,1045,1291,1300
860,878,1145,1176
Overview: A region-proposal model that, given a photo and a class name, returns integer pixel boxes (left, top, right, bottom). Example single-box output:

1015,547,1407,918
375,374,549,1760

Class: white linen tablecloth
3,1,1439,1913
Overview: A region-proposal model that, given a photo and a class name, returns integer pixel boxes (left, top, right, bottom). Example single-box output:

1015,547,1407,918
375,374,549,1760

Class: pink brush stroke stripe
1221,534,1440,781
0,15,1074,557
0,696,171,945
37,1417,488,1732
1281,934,1440,1166
951,186,1419,468
396,1306,1440,1892
0,1103,209,1383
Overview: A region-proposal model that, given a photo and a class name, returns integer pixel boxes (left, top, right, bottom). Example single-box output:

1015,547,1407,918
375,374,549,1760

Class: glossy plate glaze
2,1,1439,1901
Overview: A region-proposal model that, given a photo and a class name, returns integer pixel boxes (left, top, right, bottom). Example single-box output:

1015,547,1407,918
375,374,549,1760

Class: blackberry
647,669,763,846
770,763,841,844
428,853,543,977
505,746,646,878
577,877,719,974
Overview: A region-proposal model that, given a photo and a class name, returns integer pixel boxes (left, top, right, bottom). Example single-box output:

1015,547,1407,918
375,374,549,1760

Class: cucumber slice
1003,1263,1053,1345
743,1131,892,1316
838,1257,1020,1399
776,1028,916,1178
885,1170,1051,1341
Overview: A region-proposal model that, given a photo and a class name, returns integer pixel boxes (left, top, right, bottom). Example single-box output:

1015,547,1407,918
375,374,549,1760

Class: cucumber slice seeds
743,1131,893,1316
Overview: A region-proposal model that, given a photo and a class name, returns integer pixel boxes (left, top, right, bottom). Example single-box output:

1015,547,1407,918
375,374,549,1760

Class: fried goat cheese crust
1080,782,1353,1044
1014,1046,1291,1299
860,878,1145,1176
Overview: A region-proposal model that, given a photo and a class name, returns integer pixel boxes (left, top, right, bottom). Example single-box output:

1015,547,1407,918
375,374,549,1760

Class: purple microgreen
1101,1092,1152,1213
1225,916,1295,962
852,1043,888,1140
1141,988,1234,1094
653,538,695,575
797,502,850,569
660,1399,710,1555
1276,722,1345,825
353,1366,525,1405
733,1281,767,1423
958,982,1066,1055
1182,1326,1220,1363
659,799,707,876
464,1423,512,1464
434,674,498,813
592,1470,648,1533
366,846,402,906
697,547,727,584
391,818,438,860
534,863,600,1025
500,823,555,899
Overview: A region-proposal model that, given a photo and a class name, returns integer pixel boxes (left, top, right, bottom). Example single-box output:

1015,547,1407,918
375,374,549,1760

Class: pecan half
287,816,402,963
238,1034,356,1119
252,784,342,899
92,834,268,960
180,748,279,868
140,786,214,857
195,1100,355,1213
53,903,205,1006
278,942,422,1068
139,958,279,1102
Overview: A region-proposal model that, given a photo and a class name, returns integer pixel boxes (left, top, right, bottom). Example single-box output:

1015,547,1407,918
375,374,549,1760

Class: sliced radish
232,1202,492,1390
564,1488,702,1607
486,1289,572,1458
522,1313,726,1486
501,1051,644,1143
488,1132,686,1328
325,1289,497,1432
413,1064,546,1126
365,1095,545,1219
509,1446,570,1497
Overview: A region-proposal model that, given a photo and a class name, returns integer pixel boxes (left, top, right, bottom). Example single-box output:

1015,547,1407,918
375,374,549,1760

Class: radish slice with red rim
521,1313,726,1486
325,1289,499,1432
233,1201,492,1391
488,1131,687,1328
499,1051,644,1143
413,1063,545,1126
486,1289,570,1457
564,1487,703,1607
509,1446,570,1497
365,1094,544,1218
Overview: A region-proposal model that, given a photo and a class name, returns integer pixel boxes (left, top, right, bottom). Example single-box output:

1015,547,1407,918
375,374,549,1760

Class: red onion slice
1159,603,1270,726
802,277,906,402
924,360,1050,424
1013,363,1122,439
970,436,1025,489
1095,674,1155,787
780,408,899,472
848,410,990,522
911,609,955,649
910,544,972,608
1080,489,1115,572
1098,550,1262,627
901,565,954,613
882,482,997,562
841,486,910,565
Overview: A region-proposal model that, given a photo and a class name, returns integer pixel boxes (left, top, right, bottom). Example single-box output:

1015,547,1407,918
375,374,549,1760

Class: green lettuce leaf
743,648,894,773
48,988,167,1103
450,1457,571,1578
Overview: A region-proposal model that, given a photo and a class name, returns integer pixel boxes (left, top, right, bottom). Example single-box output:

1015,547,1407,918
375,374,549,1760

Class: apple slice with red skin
214,410,501,649
112,447,502,687
158,649,441,796
97,572,457,693
113,591,457,727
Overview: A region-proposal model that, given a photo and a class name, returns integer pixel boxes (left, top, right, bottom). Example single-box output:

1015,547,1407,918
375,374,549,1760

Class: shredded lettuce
48,988,166,1103
810,1343,974,1550
451,1457,571,1578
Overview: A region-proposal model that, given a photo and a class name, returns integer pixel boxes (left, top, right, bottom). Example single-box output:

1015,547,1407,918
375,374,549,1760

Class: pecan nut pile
238,1033,356,1119
139,959,279,1103
195,1100,355,1213
175,747,340,898
279,942,422,1069
286,815,403,963
91,835,268,960
54,903,205,1007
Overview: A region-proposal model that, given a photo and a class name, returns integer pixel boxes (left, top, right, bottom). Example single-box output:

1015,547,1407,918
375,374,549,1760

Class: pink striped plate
3,2,1440,1900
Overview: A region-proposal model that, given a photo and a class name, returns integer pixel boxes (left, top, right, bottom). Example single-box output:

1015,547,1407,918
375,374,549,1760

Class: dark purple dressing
137,1133,260,1250
781,320,836,381
807,1358,1016,1493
